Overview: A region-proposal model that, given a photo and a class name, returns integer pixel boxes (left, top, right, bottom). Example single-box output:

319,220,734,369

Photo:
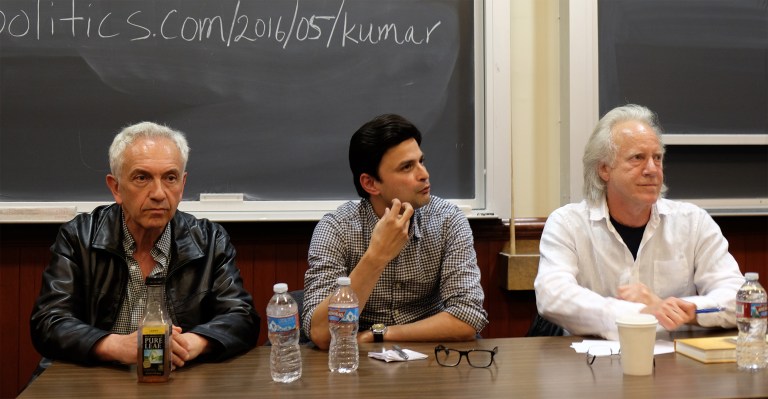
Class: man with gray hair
31,122,259,369
534,104,744,340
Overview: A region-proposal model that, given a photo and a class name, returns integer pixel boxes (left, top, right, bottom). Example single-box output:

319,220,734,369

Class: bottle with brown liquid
137,277,172,382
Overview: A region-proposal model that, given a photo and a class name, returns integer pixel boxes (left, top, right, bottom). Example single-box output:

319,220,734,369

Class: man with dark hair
302,114,488,349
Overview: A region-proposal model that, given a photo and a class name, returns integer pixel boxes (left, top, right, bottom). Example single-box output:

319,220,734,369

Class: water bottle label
328,306,359,324
736,301,768,319
268,314,299,333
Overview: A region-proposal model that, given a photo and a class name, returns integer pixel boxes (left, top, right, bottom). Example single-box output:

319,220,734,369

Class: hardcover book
674,336,736,364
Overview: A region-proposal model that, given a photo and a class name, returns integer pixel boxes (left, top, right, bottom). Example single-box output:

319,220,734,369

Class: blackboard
599,0,767,134
598,0,768,201
663,145,768,199
0,0,478,203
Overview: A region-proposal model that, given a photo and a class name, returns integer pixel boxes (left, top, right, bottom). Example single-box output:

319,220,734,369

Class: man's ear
359,173,380,196
598,162,611,183
106,174,122,205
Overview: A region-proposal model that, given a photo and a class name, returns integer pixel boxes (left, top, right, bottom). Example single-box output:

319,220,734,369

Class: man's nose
148,179,166,199
417,163,429,181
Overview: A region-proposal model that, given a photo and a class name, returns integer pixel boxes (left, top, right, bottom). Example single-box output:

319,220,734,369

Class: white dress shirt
535,197,744,340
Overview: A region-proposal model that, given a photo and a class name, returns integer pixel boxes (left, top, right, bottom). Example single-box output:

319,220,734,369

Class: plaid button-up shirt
302,196,488,338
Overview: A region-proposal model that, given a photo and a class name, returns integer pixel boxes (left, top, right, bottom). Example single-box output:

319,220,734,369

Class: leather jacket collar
90,204,205,272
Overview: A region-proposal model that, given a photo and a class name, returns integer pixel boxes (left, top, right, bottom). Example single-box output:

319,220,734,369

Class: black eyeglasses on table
434,344,498,367
585,346,620,365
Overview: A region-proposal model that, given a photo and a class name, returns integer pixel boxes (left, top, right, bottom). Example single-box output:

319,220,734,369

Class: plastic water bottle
328,276,359,373
267,283,302,383
736,272,767,371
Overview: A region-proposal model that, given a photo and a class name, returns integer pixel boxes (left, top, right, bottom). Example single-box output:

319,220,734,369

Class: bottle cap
745,272,759,281
337,276,351,286
273,283,288,293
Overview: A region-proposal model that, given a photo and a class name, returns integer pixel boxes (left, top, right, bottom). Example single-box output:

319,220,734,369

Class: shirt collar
588,195,664,225
120,212,172,260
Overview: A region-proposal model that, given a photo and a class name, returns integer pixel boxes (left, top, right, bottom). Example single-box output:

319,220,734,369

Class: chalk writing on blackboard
0,0,476,203
0,0,442,48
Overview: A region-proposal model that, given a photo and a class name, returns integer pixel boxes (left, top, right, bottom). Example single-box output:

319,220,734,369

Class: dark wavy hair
349,114,422,198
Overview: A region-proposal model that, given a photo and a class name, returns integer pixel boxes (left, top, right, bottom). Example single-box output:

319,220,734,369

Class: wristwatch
371,323,387,343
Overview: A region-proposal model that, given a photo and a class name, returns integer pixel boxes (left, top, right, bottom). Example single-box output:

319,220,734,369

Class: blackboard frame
0,0,516,222
0,0,515,222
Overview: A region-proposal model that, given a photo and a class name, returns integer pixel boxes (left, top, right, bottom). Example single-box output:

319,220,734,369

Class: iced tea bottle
137,277,172,382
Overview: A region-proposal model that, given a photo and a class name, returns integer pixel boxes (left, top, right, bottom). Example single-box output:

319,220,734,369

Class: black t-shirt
610,215,647,260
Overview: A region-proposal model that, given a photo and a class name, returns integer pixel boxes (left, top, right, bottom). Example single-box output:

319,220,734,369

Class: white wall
560,0,600,209
509,0,567,218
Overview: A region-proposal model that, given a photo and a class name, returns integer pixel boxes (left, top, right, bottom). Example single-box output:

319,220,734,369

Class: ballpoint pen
696,307,725,314
392,345,409,360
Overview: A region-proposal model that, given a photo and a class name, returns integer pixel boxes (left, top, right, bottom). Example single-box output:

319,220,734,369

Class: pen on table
392,345,409,360
696,307,725,314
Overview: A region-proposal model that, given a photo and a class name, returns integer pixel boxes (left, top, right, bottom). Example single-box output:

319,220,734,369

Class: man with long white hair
534,104,744,340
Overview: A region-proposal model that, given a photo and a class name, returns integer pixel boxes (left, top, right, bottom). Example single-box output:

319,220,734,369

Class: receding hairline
120,136,185,169
108,121,189,178
608,119,661,156
612,118,657,136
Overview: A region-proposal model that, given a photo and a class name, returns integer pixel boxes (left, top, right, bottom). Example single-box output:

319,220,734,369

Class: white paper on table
367,349,428,362
571,339,675,356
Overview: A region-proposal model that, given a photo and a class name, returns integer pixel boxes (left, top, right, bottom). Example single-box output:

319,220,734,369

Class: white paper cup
616,314,658,376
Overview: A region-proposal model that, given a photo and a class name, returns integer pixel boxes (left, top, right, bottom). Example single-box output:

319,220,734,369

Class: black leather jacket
30,204,260,364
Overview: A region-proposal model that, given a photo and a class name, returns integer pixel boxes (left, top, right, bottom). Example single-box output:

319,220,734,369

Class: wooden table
19,336,768,398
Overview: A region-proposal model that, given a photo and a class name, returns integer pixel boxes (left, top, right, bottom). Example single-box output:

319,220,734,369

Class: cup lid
616,314,658,326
